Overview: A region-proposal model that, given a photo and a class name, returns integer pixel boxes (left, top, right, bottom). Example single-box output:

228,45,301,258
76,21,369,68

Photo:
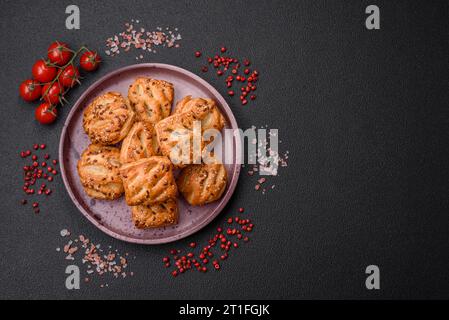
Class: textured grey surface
0,0,448,299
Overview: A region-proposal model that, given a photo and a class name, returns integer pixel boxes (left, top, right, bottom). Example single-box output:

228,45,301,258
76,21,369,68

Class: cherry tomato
42,83,64,105
47,41,73,66
19,79,42,102
80,51,101,71
32,60,57,83
60,65,80,88
35,102,57,125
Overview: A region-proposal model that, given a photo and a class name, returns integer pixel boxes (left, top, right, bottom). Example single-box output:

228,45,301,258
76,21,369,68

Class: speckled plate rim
59,63,242,245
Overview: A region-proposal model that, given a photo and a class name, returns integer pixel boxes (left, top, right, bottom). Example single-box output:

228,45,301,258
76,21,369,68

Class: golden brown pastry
177,163,227,206
155,100,225,167
120,157,178,206
128,77,174,127
120,122,161,164
173,96,226,132
83,92,135,145
131,199,178,228
77,144,124,200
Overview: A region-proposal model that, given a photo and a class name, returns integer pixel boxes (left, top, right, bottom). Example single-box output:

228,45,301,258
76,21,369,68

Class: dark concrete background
0,0,448,299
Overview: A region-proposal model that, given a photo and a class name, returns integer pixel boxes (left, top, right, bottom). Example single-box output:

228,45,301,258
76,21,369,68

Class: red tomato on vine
19,79,42,102
42,83,64,105
80,51,101,71
60,65,80,88
32,60,57,83
47,41,73,66
35,102,57,125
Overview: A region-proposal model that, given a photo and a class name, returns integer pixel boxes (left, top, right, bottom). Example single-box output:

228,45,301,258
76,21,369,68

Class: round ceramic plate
59,63,241,244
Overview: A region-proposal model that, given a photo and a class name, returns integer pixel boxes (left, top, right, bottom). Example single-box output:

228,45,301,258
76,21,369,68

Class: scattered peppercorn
195,47,258,105
164,208,254,278
19,143,59,214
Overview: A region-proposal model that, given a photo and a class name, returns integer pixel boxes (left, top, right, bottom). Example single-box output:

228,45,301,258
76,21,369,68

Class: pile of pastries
77,77,228,229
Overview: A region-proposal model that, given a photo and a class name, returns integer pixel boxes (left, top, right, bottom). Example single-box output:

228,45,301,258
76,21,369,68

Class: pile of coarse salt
105,19,181,60
57,229,134,287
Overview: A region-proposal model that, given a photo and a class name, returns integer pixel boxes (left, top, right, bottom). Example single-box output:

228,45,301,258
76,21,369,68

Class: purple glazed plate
59,63,241,244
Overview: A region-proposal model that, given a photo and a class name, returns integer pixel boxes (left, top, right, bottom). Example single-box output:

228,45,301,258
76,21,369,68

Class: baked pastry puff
77,144,124,200
83,92,135,145
155,100,225,168
173,96,226,132
177,163,227,206
120,122,161,164
120,157,178,206
128,77,174,127
131,199,178,229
